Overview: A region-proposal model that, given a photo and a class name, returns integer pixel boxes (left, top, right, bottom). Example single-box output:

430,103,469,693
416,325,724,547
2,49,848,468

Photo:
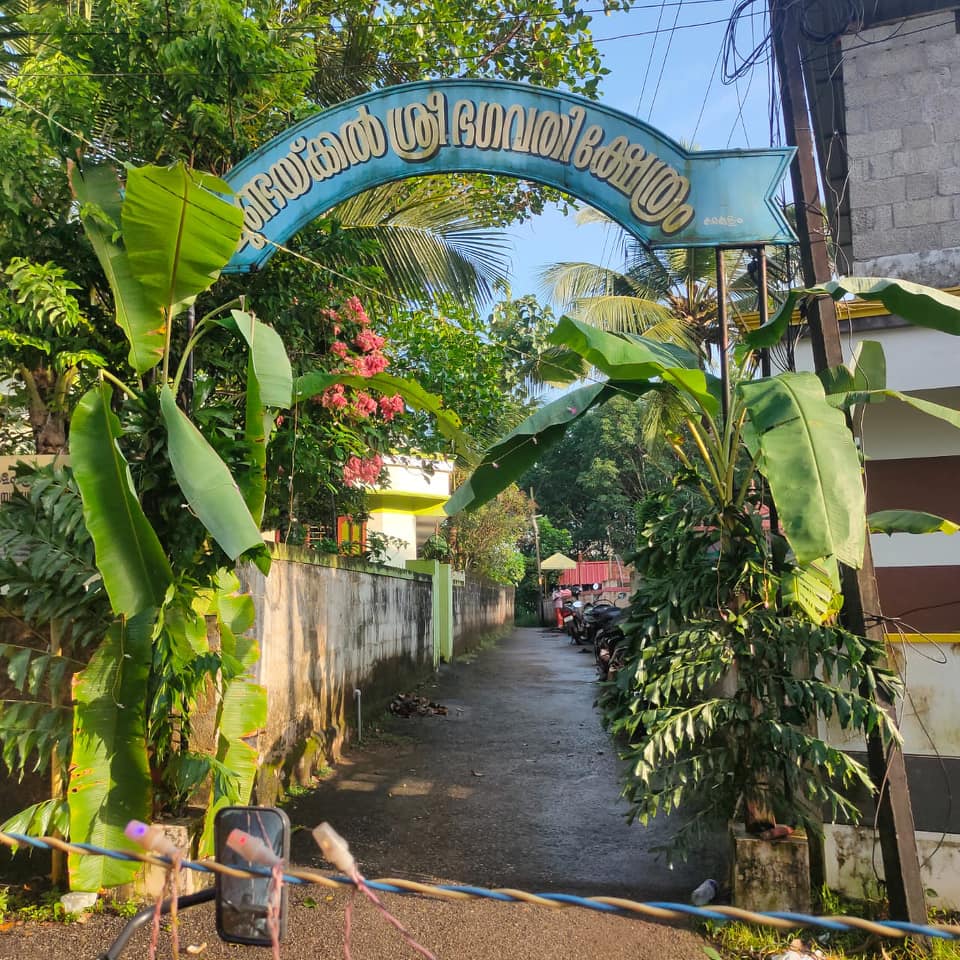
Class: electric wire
634,0,668,116
689,33,722,143
645,0,683,122
1,831,958,940
0,11,768,81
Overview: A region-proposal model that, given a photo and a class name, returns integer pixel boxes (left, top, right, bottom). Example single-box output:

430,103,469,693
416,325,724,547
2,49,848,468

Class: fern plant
0,462,109,837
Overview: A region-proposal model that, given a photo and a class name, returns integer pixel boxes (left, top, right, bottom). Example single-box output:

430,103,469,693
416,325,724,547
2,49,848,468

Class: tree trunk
31,408,67,455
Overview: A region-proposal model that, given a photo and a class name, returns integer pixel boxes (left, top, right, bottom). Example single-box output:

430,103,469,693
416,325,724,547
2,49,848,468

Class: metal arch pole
756,245,771,378
715,247,730,423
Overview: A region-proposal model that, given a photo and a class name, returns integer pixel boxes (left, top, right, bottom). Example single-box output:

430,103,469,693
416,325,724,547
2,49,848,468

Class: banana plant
449,278,960,569
60,159,476,886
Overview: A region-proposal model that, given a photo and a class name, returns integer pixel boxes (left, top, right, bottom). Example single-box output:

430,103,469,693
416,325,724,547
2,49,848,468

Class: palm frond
538,260,624,307
569,294,677,335
326,180,510,304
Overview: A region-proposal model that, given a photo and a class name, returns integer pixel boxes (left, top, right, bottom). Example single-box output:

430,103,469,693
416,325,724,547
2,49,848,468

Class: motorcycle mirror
592,583,601,591
214,806,290,946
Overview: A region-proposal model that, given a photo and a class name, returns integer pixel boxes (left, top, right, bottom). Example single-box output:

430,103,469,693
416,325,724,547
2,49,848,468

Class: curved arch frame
222,79,795,274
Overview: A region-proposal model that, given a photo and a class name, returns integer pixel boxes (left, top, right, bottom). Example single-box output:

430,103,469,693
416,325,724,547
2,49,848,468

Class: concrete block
902,65,953,96
851,176,905,208
842,107,869,136
868,97,926,131
867,153,896,180
940,168,960,196
731,825,811,913
893,196,955,228
853,230,902,260
889,145,947,176
851,204,892,235
902,123,935,149
925,38,960,68
906,172,938,201
905,222,949,257
844,77,901,110
941,219,960,249
858,44,926,80
845,128,903,160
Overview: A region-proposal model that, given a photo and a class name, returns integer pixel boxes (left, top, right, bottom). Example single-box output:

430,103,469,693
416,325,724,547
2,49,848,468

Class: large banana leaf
744,277,960,350
70,165,164,374
739,372,866,568
68,612,153,891
819,340,887,396
208,310,291,522
446,381,640,514
159,386,265,563
241,353,270,526
548,316,719,415
295,370,478,464
841,389,960,432
121,163,243,321
219,310,292,409
71,383,171,616
868,510,960,536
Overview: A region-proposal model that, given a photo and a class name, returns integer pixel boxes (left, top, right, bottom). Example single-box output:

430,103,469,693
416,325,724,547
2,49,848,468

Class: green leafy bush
599,486,900,860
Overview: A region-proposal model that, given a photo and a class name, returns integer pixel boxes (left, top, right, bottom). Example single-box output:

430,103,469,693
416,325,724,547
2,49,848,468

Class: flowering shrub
306,298,407,489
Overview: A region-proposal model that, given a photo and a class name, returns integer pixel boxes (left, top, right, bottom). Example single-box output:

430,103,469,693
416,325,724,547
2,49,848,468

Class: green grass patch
705,887,960,959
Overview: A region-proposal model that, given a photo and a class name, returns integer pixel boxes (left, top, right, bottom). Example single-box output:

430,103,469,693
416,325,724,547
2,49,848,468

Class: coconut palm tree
539,209,762,363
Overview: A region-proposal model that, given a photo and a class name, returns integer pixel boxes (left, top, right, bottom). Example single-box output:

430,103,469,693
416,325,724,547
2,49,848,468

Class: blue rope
4,831,957,941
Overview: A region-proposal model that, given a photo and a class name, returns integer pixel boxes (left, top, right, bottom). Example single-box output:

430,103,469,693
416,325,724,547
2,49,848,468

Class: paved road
286,625,727,897
0,627,726,960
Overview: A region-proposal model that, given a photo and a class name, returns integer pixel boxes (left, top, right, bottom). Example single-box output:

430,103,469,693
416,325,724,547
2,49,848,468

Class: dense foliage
599,486,899,859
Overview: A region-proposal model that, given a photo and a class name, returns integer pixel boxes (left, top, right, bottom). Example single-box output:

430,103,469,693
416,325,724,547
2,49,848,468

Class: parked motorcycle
593,609,626,680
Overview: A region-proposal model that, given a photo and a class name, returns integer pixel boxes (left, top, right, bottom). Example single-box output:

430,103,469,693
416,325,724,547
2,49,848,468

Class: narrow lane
286,626,728,898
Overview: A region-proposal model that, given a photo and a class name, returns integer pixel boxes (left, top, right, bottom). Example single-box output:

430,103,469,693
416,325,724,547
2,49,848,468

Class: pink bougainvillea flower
353,391,378,417
378,394,404,421
330,340,349,359
319,384,348,410
343,453,384,488
351,352,389,378
344,296,370,326
355,328,386,354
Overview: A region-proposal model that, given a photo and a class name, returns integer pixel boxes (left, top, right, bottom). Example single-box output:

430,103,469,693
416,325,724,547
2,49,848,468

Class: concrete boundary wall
453,574,515,657
239,546,514,800
239,545,434,800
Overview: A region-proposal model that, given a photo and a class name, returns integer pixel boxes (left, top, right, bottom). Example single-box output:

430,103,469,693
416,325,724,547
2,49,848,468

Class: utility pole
529,488,544,626
770,0,927,924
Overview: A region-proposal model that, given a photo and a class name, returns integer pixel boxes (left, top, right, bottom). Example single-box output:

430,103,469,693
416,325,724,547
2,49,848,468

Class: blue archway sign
222,79,796,273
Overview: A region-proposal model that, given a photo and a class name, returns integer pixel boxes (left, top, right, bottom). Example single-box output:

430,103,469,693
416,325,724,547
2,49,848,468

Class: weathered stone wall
453,576,514,657
238,546,434,800
843,13,960,285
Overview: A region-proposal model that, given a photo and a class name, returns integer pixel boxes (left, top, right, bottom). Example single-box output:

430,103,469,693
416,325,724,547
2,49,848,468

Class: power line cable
634,0,668,116
646,0,684,122
690,32,723,143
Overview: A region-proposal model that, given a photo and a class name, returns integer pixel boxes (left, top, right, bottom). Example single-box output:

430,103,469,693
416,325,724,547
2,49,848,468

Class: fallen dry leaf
186,942,207,955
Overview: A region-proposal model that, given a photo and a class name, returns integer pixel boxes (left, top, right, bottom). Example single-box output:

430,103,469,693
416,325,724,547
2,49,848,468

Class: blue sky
506,0,776,298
